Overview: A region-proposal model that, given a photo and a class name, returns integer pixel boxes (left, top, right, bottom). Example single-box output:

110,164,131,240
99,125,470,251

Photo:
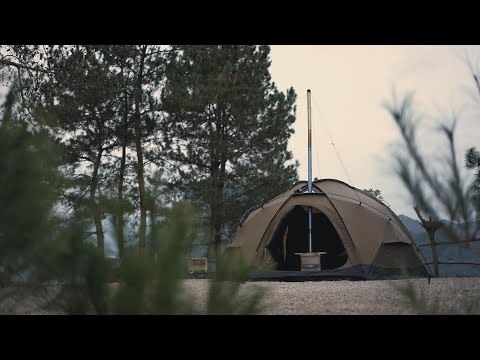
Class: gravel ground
1,277,480,314
0,285,64,315
183,277,480,315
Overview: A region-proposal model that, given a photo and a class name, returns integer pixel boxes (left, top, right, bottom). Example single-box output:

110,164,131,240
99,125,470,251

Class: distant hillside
397,215,425,235
398,215,480,277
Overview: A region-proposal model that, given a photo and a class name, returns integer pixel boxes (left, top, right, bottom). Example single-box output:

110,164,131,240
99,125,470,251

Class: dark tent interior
267,205,348,271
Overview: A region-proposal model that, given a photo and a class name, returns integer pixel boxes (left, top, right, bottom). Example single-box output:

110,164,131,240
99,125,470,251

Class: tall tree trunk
214,192,224,254
207,223,217,272
207,112,228,272
207,188,216,271
208,198,223,272
115,74,128,260
207,161,227,271
149,197,158,261
215,152,227,256
116,141,126,259
134,46,147,254
90,150,104,254
207,165,220,272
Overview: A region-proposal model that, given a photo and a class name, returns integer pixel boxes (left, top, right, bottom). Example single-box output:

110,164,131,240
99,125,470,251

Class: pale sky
1,45,479,219
269,45,480,218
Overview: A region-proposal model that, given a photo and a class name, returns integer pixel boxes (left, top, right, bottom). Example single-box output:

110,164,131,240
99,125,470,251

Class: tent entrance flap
266,205,348,271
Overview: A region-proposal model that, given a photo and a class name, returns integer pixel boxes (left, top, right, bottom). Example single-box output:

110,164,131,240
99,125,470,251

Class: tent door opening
266,205,348,271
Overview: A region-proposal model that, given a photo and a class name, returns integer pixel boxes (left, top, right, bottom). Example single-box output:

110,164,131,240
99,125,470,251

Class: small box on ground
189,257,208,273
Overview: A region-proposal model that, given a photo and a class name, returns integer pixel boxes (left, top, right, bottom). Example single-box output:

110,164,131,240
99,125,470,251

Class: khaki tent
227,179,431,280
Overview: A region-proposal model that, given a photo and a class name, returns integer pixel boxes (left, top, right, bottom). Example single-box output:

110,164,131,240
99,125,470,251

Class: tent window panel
370,242,430,278
374,242,425,268
267,206,348,271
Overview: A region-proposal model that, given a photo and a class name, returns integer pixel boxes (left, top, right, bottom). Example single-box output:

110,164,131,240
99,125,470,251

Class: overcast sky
1,45,479,220
269,45,480,218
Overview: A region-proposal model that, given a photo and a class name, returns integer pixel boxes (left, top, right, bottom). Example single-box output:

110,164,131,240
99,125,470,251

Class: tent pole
307,89,312,252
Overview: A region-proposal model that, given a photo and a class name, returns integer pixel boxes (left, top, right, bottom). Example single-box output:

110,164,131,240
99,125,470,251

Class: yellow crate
189,257,208,272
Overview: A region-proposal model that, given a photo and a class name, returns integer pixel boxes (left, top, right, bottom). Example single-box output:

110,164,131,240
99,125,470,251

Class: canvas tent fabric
227,179,431,280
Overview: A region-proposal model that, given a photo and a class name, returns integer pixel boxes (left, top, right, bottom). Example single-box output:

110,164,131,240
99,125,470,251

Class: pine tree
102,45,167,254
38,46,122,254
161,45,298,267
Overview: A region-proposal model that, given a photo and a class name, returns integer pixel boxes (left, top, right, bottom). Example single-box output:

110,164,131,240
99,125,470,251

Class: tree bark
214,148,227,258
149,198,158,260
115,71,129,260
207,112,228,272
134,46,147,254
90,150,104,254
207,168,219,272
207,156,225,271
208,197,224,272
116,141,126,259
